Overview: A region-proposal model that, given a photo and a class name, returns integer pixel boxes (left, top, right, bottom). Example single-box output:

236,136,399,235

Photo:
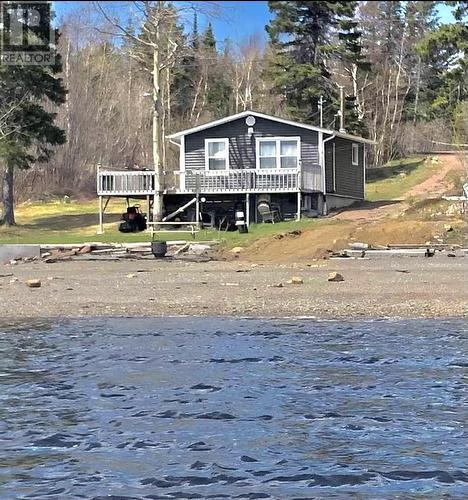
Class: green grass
365,156,435,201
443,169,465,195
0,155,450,247
0,198,327,246
0,199,192,244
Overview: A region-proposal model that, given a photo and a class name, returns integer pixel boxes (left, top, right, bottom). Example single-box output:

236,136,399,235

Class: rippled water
1,317,467,499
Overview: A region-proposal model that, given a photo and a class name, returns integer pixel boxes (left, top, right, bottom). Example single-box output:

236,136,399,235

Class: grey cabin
97,110,373,230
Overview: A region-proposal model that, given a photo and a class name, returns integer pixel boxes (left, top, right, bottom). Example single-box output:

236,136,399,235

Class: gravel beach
1,255,466,320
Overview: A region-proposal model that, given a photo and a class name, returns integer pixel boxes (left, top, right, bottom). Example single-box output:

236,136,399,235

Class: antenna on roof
318,95,325,128
337,85,346,133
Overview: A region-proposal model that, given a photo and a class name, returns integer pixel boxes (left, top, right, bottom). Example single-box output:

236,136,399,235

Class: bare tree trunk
234,65,240,113
410,55,422,152
165,64,171,131
161,67,168,171
190,75,204,122
127,58,133,116
196,75,208,123
1,164,15,226
65,39,71,138
153,37,163,222
245,59,253,110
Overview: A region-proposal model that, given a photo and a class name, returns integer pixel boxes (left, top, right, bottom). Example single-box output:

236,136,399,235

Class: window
256,137,300,169
205,138,229,170
258,140,277,169
280,140,299,168
352,143,359,166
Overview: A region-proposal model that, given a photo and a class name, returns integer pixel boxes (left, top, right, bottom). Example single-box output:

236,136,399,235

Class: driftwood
387,243,460,249
39,240,219,253
37,239,220,263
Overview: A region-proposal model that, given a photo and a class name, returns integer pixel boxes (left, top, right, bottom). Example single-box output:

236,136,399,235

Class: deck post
246,193,250,227
98,195,103,234
195,193,200,227
254,194,258,223
296,191,301,221
147,195,151,223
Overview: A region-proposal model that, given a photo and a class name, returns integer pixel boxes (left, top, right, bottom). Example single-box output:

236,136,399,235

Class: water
0,317,467,499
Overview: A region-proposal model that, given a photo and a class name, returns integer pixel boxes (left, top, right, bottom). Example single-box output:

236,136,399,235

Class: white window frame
205,138,229,171
352,143,359,166
255,136,301,170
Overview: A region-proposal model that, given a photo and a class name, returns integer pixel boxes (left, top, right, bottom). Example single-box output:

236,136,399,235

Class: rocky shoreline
1,255,466,320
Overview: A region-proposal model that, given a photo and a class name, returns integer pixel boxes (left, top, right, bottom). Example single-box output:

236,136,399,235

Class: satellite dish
245,115,256,127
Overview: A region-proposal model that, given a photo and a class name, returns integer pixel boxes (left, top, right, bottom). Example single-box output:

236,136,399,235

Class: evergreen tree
202,23,216,51
200,23,232,118
191,11,199,50
404,1,439,121
379,1,404,58
418,2,468,121
265,0,365,131
0,2,66,225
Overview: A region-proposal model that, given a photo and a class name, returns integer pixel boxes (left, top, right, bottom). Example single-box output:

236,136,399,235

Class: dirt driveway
331,200,402,222
332,153,465,223
407,153,465,198
242,154,466,262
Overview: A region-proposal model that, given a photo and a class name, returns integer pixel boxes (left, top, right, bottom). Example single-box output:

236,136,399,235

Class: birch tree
95,1,183,221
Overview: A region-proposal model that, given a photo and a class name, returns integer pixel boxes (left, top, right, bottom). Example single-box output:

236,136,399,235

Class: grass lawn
0,155,445,247
365,156,434,201
0,197,327,246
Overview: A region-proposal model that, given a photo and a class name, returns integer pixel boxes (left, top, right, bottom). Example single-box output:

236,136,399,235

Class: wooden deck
98,170,155,196
97,165,323,196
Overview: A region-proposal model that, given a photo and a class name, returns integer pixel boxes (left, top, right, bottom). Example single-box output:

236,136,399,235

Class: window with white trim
205,138,229,170
257,137,300,169
352,143,359,166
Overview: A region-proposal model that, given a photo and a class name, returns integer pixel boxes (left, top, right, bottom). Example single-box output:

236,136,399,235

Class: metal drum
151,241,167,258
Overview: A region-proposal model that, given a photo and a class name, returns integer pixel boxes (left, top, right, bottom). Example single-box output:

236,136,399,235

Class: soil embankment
239,154,467,263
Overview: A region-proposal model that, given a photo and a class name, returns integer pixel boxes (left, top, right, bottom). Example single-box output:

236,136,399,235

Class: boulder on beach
26,279,41,288
230,247,244,254
289,276,304,284
328,272,344,282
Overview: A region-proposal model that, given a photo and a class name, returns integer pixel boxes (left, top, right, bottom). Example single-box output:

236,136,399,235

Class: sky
53,1,273,46
53,0,455,46
199,1,273,43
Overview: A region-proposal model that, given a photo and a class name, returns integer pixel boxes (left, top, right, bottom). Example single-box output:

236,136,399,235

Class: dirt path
242,154,466,263
331,200,403,222
333,153,465,223
406,153,465,198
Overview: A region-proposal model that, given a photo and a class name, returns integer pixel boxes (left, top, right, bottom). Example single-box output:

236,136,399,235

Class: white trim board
180,135,185,191
167,110,375,145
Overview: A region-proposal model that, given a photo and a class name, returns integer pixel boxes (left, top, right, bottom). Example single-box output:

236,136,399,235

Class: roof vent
245,115,256,127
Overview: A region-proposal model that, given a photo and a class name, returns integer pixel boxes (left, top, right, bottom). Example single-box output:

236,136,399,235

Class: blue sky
53,1,272,45
205,1,272,44
54,0,454,45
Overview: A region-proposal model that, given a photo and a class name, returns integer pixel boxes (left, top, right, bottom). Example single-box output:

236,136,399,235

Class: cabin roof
166,110,375,144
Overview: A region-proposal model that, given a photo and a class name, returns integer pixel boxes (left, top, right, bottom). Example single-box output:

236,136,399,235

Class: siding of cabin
184,116,320,170
326,137,364,199
324,140,334,192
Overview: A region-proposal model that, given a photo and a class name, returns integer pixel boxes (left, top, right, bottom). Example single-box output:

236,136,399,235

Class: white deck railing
184,168,301,193
97,166,323,196
97,170,155,196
